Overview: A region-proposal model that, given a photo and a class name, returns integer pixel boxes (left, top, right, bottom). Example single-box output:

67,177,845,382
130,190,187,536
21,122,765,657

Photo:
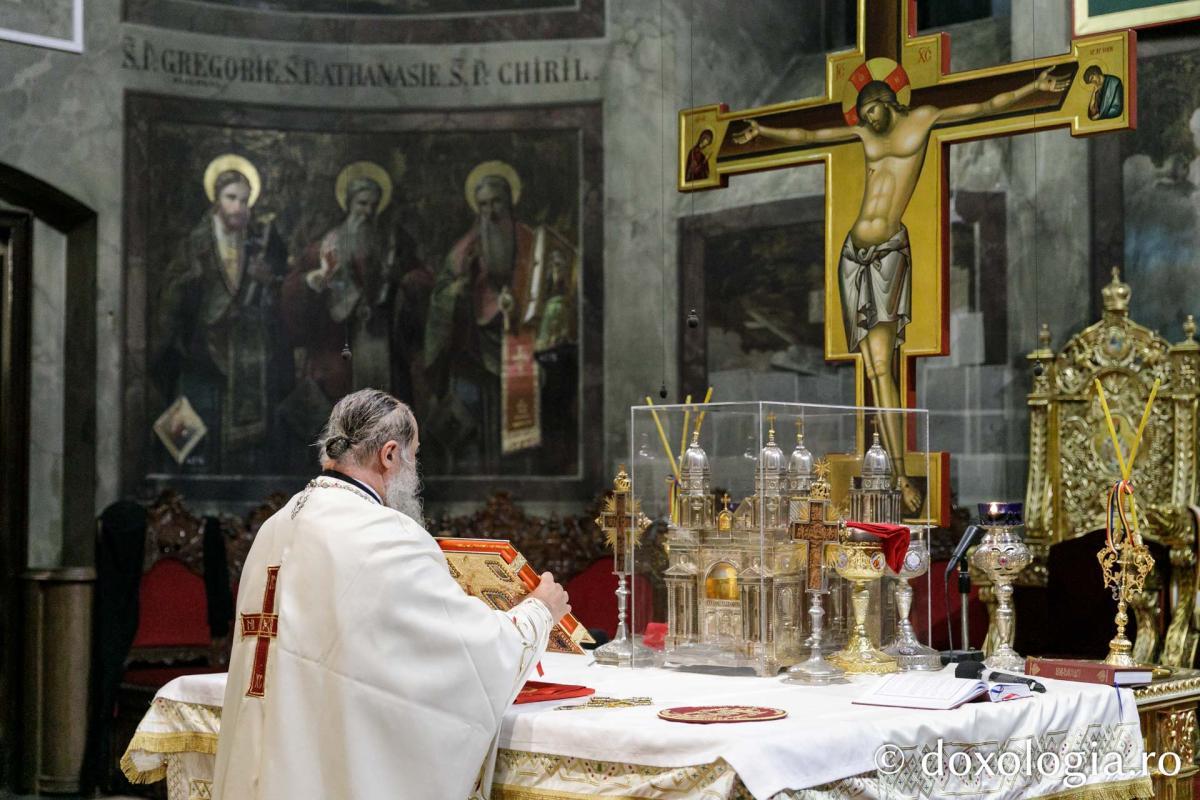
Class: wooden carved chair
1018,269,1200,666
124,491,230,680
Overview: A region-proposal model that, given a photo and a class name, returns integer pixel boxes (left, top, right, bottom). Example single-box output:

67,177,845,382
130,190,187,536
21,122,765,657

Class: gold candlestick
1094,377,1160,667
1098,483,1157,666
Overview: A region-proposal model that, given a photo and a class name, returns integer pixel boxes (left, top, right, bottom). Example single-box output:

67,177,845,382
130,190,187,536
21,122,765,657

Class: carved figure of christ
679,0,1134,526
733,68,1067,514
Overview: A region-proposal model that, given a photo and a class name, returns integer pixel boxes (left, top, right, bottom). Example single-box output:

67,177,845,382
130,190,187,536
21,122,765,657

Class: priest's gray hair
318,389,417,466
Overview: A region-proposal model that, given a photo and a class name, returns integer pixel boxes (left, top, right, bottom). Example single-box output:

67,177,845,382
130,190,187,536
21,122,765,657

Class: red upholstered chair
122,557,222,687
120,492,229,688
565,556,655,639
109,492,227,795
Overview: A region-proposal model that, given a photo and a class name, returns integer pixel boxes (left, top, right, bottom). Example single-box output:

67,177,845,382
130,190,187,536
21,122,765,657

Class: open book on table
853,672,1031,710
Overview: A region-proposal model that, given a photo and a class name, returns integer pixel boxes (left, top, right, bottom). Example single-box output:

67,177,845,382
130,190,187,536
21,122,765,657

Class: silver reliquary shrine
629,402,932,677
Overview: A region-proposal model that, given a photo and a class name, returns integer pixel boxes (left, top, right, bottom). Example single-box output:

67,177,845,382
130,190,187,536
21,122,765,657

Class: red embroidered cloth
657,706,788,724
515,680,595,704
845,521,910,573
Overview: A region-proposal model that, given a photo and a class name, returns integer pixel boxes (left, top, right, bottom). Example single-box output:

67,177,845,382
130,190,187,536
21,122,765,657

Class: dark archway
0,162,96,789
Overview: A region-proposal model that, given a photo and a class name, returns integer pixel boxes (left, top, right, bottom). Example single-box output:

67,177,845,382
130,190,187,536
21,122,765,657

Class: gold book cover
437,537,594,655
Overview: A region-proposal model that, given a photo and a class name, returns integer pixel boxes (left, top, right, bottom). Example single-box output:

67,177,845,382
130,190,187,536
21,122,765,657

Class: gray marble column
1007,0,1093,361
27,220,67,568
996,0,1094,500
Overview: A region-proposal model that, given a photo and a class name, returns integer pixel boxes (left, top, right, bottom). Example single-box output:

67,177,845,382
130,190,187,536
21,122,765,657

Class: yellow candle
645,397,682,483
692,386,714,437
679,394,693,468
1094,379,1130,479
1125,379,1160,477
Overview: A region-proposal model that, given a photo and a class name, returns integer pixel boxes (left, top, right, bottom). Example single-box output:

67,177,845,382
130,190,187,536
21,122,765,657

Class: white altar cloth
506,653,1150,800
120,673,225,796
123,654,1152,800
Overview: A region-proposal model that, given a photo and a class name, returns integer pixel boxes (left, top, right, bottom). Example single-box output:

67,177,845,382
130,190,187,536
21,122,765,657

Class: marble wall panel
25,219,66,567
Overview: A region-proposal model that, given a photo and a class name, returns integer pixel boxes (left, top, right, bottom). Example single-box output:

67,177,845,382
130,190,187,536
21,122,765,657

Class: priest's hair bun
325,434,353,458
316,388,418,466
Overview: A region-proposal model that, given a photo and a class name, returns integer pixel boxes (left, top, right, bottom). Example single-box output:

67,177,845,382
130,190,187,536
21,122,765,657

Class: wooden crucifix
792,512,842,592
678,0,1135,525
789,460,842,591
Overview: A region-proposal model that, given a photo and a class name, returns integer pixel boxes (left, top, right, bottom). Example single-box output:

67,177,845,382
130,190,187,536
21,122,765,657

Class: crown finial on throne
1102,267,1131,315
1173,314,1200,354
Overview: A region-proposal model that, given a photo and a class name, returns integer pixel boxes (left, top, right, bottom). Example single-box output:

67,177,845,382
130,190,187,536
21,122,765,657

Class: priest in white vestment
213,389,570,799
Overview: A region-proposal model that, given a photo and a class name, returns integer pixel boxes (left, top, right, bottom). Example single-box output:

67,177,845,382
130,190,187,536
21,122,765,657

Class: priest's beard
385,461,424,522
479,212,516,284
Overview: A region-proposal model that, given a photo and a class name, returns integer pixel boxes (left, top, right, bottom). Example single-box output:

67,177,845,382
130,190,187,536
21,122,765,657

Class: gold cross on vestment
679,0,1134,526
241,564,280,698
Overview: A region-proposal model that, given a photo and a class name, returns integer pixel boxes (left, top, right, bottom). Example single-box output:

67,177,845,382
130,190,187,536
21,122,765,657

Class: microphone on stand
955,659,1046,693
941,524,985,662
945,524,983,575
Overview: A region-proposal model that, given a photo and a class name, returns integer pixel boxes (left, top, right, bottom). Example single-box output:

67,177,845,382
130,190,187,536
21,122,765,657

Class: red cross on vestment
241,564,280,698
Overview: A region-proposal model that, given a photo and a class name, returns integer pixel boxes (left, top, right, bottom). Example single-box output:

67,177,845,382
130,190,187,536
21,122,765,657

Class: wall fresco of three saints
145,125,583,482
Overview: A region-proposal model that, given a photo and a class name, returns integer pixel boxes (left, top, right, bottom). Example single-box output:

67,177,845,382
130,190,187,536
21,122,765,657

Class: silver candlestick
883,534,941,670
970,503,1031,673
784,589,846,684
594,466,655,667
594,572,654,666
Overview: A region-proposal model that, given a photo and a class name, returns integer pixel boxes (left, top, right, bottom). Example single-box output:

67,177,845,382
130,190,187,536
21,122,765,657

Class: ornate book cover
1025,657,1153,686
436,537,594,655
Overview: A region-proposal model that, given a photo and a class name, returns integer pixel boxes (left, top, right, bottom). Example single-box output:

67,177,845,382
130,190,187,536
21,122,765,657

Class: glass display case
624,401,934,677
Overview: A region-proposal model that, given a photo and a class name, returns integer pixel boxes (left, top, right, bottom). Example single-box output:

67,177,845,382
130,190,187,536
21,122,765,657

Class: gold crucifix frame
678,0,1135,525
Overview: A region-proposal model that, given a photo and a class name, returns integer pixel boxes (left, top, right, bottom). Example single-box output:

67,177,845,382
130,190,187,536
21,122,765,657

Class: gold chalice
826,540,898,674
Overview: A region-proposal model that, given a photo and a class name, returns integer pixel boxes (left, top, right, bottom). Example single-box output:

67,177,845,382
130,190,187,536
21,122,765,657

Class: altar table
123,653,1177,800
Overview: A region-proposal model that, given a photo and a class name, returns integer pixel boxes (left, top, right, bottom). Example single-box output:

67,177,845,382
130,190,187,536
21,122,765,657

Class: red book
1025,657,1153,686
514,680,595,704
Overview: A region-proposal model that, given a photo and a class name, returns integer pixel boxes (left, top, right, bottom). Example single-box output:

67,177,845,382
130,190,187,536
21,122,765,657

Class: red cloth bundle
515,680,595,704
643,622,668,651
845,521,910,573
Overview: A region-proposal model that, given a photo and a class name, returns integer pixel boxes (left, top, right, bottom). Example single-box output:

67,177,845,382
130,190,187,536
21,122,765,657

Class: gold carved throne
1022,269,1200,667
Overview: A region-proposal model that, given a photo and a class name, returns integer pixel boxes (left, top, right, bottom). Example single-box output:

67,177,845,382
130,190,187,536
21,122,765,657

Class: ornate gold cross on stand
678,0,1135,525
594,465,654,666
784,464,846,684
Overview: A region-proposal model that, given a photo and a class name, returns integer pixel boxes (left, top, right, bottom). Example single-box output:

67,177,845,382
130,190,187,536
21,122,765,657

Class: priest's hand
529,572,571,622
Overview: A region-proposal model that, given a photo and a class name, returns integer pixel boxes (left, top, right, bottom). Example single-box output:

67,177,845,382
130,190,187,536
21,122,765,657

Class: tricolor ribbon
1106,480,1141,551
